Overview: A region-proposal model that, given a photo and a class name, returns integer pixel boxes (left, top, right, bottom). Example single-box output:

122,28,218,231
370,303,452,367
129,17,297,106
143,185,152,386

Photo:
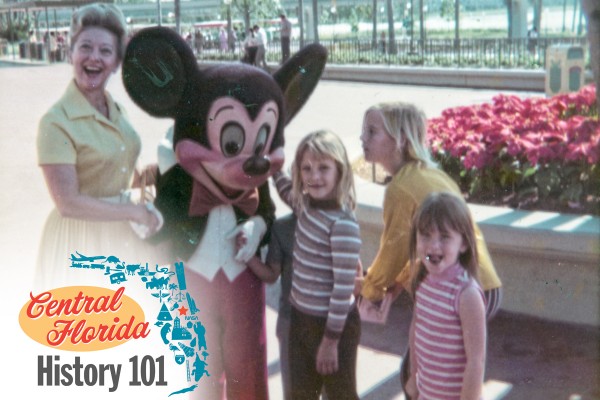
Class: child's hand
235,231,248,252
316,337,339,375
354,276,364,297
226,216,267,262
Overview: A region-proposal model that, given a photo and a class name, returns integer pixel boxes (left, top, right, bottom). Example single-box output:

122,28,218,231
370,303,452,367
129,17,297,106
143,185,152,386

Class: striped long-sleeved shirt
414,263,485,399
273,172,361,339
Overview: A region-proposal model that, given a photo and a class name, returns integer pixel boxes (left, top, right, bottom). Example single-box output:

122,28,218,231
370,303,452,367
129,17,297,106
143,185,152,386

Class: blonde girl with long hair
267,130,362,399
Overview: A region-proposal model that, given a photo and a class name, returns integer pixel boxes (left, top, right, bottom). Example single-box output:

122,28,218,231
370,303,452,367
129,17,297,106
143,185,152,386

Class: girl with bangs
406,192,486,400
260,130,362,399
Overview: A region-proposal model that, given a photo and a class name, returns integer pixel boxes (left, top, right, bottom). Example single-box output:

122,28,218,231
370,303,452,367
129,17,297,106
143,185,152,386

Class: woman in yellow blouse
359,101,502,313
35,3,159,289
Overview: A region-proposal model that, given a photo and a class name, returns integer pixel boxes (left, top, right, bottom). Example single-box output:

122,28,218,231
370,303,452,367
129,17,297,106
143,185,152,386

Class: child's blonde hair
364,102,437,169
290,130,356,212
408,192,479,297
70,3,128,60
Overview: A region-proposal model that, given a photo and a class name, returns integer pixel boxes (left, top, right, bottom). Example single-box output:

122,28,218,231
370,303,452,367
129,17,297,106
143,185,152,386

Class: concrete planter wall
355,178,600,327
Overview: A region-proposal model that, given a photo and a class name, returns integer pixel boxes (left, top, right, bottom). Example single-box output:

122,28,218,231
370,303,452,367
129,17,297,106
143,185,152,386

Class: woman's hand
130,204,160,235
316,336,339,375
132,163,158,188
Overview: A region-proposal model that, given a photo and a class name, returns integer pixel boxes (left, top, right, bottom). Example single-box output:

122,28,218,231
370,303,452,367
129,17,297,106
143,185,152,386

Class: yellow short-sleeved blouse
37,80,141,198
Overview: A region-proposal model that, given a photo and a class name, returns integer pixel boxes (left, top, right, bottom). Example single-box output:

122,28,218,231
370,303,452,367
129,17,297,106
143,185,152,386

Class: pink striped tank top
413,262,484,399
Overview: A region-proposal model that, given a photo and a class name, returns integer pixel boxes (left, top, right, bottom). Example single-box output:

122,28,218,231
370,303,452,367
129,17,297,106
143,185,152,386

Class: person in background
527,25,538,55
194,29,204,55
271,130,362,399
219,26,228,52
253,24,268,69
279,13,292,63
242,28,258,65
48,32,58,62
405,192,487,400
35,3,160,289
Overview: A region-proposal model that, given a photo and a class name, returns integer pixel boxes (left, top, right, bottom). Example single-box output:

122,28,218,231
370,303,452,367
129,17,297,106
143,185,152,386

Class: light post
224,0,234,52
156,0,162,26
331,6,337,42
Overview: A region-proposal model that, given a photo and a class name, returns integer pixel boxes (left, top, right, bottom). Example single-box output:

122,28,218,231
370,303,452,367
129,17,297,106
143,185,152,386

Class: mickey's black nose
243,155,271,176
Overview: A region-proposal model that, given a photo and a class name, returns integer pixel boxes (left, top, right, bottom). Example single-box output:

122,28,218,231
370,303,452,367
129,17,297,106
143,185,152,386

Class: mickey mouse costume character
122,27,327,399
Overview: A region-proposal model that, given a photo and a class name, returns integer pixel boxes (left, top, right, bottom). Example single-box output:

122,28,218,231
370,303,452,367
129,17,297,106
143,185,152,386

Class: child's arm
272,170,294,208
317,218,361,375
246,255,281,284
459,284,487,400
354,259,363,297
234,235,281,283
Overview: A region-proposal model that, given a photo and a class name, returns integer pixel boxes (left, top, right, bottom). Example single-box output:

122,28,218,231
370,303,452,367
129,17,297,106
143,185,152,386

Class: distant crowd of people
27,29,67,62
178,12,294,69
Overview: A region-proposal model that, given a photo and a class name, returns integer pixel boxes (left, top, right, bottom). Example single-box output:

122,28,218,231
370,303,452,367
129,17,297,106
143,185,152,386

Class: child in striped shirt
406,192,487,400
264,130,362,399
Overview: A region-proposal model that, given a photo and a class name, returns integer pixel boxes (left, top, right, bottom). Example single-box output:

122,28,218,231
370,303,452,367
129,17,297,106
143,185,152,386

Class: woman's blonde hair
290,130,356,212
70,3,128,60
365,102,437,169
408,192,479,298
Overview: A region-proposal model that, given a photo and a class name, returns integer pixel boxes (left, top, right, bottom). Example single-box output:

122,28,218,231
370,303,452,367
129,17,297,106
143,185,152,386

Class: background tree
386,0,396,54
311,0,319,42
531,0,543,33
372,0,377,47
230,0,280,33
582,0,600,114
174,0,180,34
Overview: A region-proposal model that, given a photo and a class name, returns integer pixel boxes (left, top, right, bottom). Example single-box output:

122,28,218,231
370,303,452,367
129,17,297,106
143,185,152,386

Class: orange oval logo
19,286,150,351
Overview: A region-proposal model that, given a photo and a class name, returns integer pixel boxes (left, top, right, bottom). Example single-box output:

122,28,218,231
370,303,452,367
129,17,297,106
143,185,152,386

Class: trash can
545,44,585,96
29,42,37,59
37,42,45,60
19,42,27,58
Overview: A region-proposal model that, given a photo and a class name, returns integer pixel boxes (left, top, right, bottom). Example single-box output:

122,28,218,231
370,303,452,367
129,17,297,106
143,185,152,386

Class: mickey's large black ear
122,27,197,117
273,43,327,125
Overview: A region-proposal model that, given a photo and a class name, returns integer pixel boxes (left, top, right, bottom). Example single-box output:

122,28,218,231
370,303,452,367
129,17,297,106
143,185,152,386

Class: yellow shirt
361,162,502,301
37,80,141,198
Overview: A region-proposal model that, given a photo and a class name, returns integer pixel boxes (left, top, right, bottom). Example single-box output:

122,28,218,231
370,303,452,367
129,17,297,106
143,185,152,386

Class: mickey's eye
221,123,245,157
253,124,270,155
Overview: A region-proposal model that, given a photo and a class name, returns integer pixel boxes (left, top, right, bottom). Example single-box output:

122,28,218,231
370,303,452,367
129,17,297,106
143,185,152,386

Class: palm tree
454,0,460,42
419,0,425,42
372,0,377,48
531,0,543,34
311,0,319,42
298,0,305,47
174,0,180,35
386,0,396,54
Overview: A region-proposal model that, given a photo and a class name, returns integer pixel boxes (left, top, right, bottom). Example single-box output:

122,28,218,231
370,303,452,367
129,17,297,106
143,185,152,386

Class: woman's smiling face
70,27,119,93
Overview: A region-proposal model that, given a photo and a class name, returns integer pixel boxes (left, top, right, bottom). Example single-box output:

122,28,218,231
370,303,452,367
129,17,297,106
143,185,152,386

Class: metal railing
196,36,589,70
1,35,587,70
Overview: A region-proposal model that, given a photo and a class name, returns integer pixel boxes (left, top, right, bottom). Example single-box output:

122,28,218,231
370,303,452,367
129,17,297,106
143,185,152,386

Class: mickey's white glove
226,216,267,262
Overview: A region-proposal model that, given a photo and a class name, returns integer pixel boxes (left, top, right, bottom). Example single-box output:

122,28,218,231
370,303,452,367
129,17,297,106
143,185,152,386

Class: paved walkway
1,60,598,400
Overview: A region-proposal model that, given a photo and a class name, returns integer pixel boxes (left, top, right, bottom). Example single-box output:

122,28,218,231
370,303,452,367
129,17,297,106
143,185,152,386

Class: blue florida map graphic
70,252,209,396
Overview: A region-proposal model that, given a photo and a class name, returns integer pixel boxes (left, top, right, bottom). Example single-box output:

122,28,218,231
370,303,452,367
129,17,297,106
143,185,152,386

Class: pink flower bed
428,84,599,214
